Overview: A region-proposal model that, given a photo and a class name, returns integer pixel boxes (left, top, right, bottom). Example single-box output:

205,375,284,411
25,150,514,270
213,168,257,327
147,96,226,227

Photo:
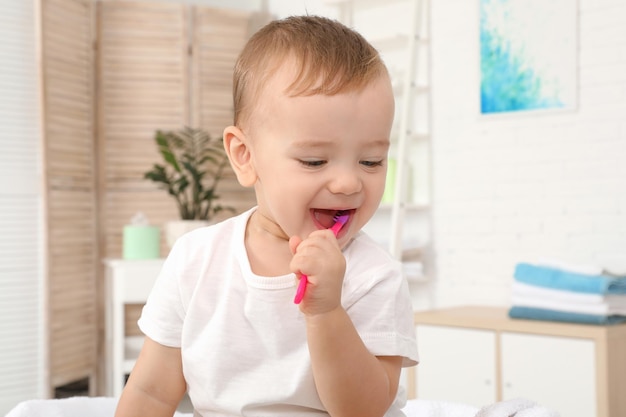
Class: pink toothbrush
294,211,350,304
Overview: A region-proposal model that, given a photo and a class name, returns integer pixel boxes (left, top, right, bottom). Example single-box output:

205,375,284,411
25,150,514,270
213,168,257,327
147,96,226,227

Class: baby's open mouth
312,209,351,229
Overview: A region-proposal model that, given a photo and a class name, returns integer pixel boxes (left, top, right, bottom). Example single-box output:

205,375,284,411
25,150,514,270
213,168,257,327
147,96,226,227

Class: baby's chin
336,234,356,250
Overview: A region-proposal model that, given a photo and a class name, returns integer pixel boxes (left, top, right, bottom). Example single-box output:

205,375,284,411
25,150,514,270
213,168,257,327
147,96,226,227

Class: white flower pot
165,220,211,249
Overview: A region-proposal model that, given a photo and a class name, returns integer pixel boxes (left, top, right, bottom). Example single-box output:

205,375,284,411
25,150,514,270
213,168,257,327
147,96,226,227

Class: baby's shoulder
169,213,246,262
347,232,396,261
344,232,401,275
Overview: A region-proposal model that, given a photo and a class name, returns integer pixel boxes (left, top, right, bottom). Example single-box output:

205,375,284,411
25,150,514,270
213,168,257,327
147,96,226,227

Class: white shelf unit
103,259,164,398
326,0,432,278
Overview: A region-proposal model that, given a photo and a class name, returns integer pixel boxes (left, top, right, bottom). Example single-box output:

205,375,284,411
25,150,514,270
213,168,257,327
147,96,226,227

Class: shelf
403,261,427,283
371,34,429,52
329,0,431,263
378,203,430,212
392,81,430,95
371,33,410,51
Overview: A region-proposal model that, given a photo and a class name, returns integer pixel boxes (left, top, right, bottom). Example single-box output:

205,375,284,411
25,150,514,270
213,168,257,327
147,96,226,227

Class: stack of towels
509,261,626,325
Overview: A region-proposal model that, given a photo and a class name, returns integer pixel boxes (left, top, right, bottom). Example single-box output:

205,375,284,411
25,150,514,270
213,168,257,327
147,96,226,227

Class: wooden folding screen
189,7,257,215
37,0,258,395
97,1,190,259
191,6,257,215
97,2,256,260
41,0,98,392
96,1,257,384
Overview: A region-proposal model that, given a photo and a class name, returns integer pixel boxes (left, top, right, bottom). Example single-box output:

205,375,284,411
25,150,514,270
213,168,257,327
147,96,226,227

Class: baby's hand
289,230,346,315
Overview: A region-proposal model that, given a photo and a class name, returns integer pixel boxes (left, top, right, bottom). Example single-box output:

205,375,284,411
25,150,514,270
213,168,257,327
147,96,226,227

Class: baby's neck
248,210,289,241
244,211,293,277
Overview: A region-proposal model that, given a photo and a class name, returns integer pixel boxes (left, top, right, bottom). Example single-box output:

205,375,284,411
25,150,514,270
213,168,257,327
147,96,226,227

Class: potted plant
144,126,233,247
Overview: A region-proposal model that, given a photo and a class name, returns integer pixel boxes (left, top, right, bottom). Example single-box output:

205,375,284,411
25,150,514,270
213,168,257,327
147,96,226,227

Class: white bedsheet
4,397,190,417
5,396,558,417
402,398,478,417
5,396,478,417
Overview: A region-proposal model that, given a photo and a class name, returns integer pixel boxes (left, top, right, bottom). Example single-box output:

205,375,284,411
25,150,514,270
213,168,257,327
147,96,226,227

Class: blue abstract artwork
480,0,577,114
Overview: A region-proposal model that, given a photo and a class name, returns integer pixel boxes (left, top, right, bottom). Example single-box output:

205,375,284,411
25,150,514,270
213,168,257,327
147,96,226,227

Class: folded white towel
511,293,626,316
474,397,536,417
511,282,626,306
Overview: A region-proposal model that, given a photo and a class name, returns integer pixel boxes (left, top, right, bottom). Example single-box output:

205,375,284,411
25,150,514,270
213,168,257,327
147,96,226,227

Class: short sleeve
137,240,187,348
342,246,419,367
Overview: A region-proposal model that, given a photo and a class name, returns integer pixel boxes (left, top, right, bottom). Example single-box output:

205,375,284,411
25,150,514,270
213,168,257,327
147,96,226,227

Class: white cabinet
416,325,597,413
416,325,496,406
500,333,596,417
411,306,626,417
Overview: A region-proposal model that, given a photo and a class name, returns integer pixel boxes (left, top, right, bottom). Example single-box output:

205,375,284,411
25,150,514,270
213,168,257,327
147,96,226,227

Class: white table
103,258,164,397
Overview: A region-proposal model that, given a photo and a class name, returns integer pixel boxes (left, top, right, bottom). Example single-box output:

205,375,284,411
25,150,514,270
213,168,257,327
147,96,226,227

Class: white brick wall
430,0,626,307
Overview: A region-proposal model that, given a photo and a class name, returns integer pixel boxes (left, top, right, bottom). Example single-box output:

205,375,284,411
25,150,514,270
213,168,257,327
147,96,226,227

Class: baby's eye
360,160,384,168
299,159,327,167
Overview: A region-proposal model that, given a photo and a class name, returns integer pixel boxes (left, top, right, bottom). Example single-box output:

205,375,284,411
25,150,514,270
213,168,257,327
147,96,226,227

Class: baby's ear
223,125,257,187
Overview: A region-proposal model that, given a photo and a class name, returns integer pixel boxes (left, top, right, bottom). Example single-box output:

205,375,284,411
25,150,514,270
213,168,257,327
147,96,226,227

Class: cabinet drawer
501,332,596,417
416,325,496,407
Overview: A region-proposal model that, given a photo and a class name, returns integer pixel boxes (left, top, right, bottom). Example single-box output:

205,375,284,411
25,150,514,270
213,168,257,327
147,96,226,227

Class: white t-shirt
139,208,418,417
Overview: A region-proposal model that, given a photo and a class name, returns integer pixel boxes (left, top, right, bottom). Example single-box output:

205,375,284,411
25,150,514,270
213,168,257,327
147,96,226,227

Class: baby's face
246,63,395,245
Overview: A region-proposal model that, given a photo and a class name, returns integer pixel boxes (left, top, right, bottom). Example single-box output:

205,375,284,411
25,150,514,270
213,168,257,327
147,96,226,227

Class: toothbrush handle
294,274,308,304
329,221,342,236
294,218,345,304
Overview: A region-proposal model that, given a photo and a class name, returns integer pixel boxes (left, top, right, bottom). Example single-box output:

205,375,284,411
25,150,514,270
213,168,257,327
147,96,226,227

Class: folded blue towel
509,306,626,325
514,263,626,295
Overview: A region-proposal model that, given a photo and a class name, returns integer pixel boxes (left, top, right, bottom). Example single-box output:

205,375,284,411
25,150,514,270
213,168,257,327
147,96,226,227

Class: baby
115,15,418,417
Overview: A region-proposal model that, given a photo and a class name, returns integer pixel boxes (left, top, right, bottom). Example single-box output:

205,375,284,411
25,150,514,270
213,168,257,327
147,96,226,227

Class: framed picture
480,0,577,115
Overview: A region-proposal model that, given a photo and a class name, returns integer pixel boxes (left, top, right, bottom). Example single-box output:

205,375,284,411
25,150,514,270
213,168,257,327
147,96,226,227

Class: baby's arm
290,231,402,417
307,308,402,417
114,337,187,417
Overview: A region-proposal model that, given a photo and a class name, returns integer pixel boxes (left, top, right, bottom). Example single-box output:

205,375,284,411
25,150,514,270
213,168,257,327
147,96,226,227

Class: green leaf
143,127,235,220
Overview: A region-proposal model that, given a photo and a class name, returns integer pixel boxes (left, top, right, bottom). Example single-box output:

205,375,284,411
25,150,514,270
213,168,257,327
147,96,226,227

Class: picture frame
479,0,578,115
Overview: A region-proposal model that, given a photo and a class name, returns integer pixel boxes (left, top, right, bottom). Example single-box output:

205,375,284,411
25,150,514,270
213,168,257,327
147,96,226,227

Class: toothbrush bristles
333,210,349,224
330,211,350,237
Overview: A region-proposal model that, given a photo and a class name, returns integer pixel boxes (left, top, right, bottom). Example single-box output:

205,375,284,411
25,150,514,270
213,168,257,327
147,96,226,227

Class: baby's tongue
313,209,337,229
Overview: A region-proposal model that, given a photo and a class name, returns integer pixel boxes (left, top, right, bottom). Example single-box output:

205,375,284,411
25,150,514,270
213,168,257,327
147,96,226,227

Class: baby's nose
328,167,362,195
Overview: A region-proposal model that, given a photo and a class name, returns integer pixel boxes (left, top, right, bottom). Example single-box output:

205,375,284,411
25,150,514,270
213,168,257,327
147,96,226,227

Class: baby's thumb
289,235,303,255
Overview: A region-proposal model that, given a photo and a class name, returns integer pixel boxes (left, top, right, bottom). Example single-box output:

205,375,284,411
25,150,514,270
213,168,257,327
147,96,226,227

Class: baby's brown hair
232,15,388,127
